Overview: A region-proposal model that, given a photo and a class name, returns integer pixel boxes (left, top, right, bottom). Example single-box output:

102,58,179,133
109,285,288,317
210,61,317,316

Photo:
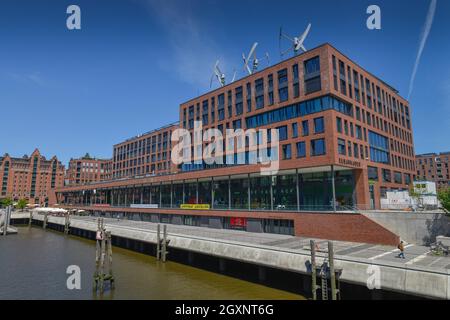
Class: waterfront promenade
11,212,450,299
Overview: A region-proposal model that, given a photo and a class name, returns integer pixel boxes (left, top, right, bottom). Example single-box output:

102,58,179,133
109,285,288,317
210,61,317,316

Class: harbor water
0,227,304,300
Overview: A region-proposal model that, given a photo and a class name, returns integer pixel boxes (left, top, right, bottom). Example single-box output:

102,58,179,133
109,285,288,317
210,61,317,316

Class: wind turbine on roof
210,60,237,88
279,23,312,57
242,42,270,75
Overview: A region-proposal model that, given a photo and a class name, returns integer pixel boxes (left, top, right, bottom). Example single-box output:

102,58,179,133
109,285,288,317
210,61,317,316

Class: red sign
230,217,247,228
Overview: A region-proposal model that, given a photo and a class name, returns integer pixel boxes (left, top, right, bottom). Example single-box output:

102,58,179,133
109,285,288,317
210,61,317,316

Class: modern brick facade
0,149,64,206
54,43,416,243
66,154,112,186
416,152,450,190
112,123,178,179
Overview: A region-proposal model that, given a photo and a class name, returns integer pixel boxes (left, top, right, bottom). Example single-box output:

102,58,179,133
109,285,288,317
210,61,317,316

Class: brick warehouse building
54,44,416,245
65,154,112,186
416,152,450,190
0,149,65,206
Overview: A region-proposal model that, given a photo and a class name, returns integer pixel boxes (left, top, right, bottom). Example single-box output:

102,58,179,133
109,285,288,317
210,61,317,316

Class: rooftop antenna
279,23,311,57
210,60,226,88
242,42,270,75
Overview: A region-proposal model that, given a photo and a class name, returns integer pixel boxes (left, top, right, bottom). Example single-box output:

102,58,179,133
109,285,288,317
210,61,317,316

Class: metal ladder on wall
320,263,328,300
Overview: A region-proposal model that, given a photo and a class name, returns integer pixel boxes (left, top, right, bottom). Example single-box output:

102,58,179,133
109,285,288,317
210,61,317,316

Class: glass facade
61,169,356,212
245,95,353,129
369,130,390,164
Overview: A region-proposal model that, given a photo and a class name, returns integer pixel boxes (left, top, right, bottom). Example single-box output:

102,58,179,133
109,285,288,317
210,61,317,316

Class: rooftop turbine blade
247,42,258,62
298,23,311,45
231,69,237,82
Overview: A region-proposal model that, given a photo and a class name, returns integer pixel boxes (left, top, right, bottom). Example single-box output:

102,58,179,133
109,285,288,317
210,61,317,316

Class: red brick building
66,154,112,186
112,123,178,179
54,43,416,244
0,149,64,206
416,152,450,190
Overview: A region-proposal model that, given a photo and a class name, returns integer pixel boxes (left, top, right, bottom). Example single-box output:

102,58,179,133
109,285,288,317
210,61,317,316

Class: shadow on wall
424,213,450,245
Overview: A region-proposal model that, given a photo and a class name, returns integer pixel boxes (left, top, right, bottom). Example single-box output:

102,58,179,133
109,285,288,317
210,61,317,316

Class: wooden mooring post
156,224,170,262
93,218,115,293
2,206,12,236
28,210,33,227
64,212,71,235
309,240,342,300
43,212,48,230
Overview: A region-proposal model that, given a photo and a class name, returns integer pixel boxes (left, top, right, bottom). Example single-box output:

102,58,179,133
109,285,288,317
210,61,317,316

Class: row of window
282,139,326,160
114,131,172,163
368,166,411,185
332,54,411,132
183,56,323,129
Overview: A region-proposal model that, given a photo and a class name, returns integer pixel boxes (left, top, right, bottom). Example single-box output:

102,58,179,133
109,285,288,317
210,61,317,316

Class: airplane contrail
408,0,437,100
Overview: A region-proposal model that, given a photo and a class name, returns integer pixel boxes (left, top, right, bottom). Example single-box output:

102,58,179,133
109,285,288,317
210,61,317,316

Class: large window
213,177,229,209
282,144,292,160
311,139,326,156
338,139,346,155
382,169,391,182
255,78,264,109
292,122,298,138
297,142,306,158
302,120,309,136
250,176,271,210
277,125,288,141
314,117,324,134
230,177,248,209
273,174,297,210
278,69,288,102
394,172,403,184
336,117,342,133
369,130,390,164
368,166,378,180
304,56,321,94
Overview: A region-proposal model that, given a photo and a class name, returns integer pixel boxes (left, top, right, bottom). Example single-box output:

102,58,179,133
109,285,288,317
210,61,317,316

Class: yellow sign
180,204,210,210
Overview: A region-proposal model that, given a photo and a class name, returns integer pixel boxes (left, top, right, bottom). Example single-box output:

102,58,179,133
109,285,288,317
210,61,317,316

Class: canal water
0,227,304,300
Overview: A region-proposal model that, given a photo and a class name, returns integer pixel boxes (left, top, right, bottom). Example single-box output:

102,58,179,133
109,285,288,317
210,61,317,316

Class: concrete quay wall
26,214,450,300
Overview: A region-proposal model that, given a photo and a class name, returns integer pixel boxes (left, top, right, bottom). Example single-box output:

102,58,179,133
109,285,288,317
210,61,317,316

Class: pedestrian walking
397,241,405,259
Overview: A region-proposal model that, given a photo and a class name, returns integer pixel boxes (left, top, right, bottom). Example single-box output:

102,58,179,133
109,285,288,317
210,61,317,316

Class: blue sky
0,0,448,165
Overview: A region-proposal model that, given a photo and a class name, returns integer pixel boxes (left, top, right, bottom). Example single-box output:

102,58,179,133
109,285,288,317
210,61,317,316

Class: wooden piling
43,212,48,229
93,218,114,293
64,213,70,235
328,241,337,300
156,224,161,260
29,210,32,227
2,206,11,236
162,224,169,262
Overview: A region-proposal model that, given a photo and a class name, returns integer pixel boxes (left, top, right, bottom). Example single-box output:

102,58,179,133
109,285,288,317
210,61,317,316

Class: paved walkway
69,215,450,271
10,212,450,271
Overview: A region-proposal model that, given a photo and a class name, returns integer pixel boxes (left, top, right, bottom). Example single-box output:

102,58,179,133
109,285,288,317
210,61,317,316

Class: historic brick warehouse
0,149,65,206
65,154,112,186
54,43,416,245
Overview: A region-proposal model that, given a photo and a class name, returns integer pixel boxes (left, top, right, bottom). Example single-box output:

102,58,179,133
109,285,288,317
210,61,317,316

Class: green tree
1,197,13,208
16,198,28,212
438,187,450,212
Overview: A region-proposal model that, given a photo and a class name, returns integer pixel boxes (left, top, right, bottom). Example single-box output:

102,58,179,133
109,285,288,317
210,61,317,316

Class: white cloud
144,0,228,89
408,0,437,100
8,72,46,87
